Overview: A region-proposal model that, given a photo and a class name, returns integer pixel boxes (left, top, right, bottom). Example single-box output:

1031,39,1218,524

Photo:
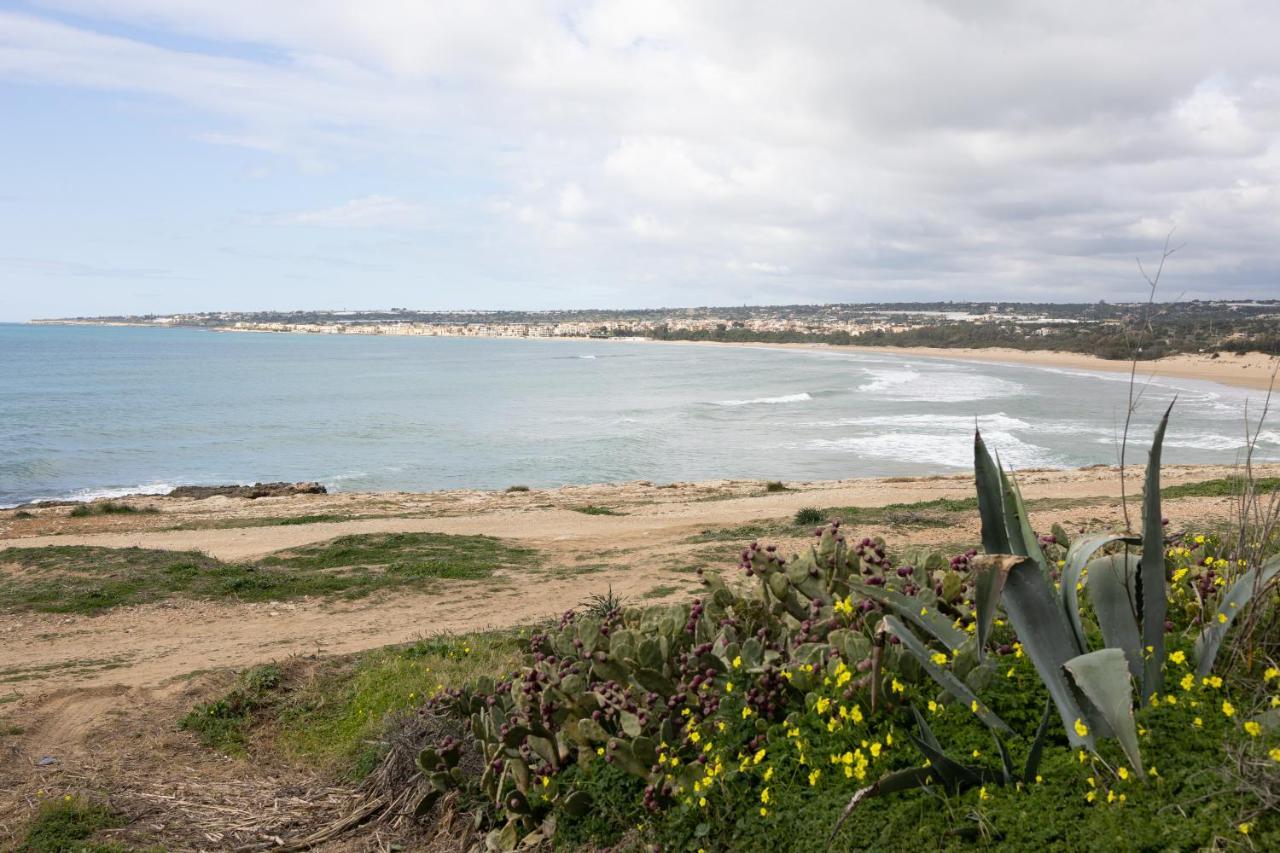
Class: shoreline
642,339,1279,392
25,320,1277,392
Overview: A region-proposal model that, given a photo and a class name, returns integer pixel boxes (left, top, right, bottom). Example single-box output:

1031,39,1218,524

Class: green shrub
17,796,124,852
764,480,791,492
793,507,823,526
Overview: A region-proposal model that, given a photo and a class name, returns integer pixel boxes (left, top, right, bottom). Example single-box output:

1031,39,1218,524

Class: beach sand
649,340,1279,392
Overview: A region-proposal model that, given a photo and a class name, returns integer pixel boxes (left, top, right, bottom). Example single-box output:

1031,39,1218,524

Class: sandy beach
648,339,1280,392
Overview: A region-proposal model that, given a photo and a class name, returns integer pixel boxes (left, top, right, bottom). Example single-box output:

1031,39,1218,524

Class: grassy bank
0,532,540,614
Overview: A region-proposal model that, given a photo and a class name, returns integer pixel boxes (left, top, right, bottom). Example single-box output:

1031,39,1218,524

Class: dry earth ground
1,464,1276,849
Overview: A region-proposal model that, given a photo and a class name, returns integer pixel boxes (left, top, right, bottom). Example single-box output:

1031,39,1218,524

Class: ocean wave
714,392,812,406
577,354,597,359
797,413,1032,433
855,367,1023,403
809,430,1058,470
1099,433,1247,452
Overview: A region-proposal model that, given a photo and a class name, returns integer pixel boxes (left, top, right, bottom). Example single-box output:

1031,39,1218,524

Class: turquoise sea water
0,324,1275,507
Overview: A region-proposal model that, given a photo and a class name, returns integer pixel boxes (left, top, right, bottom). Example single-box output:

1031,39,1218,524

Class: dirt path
1,463,1268,700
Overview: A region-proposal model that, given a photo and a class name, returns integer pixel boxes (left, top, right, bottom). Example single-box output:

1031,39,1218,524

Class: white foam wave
714,392,812,406
798,413,1032,433
810,431,1057,470
1099,433,1248,452
69,481,177,502
855,368,1023,403
577,354,597,359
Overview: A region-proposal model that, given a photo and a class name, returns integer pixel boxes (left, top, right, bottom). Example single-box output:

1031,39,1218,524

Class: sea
0,323,1276,508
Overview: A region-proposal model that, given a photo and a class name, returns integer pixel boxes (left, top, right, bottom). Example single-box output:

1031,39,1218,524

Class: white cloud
4,1,1280,304
270,195,426,228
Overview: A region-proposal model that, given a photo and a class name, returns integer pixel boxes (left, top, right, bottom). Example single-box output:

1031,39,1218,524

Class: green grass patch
572,505,625,516
16,796,125,853
506,485,531,492
68,501,157,518
167,513,356,530
180,664,283,754
180,631,528,778
1162,476,1280,499
640,585,682,599
0,533,540,615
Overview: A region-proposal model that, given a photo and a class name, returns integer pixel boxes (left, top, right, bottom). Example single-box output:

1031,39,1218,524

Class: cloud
268,195,426,228
3,1,1280,306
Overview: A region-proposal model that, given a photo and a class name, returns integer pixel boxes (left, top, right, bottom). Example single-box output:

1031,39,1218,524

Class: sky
1,1,1279,320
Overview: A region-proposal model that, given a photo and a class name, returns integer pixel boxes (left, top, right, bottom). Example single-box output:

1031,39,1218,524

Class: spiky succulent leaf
1063,648,1143,774
1085,552,1144,682
974,430,1011,555
973,558,1008,662
1061,533,1139,654
827,767,936,849
849,581,968,651
975,554,1094,748
1023,698,1054,781
1194,553,1280,676
1000,467,1049,575
1139,402,1174,702
883,615,1011,733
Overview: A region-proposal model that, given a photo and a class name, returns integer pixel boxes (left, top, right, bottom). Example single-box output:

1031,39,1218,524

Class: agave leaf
849,581,968,651
990,730,1014,786
883,615,1011,733
1085,552,1144,682
1001,467,1049,575
1139,402,1174,703
974,430,1011,555
1064,648,1143,774
1193,553,1280,677
973,558,1008,662
1061,533,1140,654
979,554,1095,748
1023,698,1054,781
827,766,935,849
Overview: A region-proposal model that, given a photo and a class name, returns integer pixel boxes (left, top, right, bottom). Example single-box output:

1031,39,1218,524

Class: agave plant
885,402,1280,774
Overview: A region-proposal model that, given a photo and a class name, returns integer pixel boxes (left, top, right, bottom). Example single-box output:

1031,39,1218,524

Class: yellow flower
759,807,768,817
979,786,990,801
871,742,883,758
1222,700,1236,718
927,700,939,714
931,652,949,666
742,707,753,719
1117,767,1129,781
764,766,774,782
733,655,742,669
1148,766,1159,778
1239,823,1252,836
891,679,905,694
1193,717,1203,728
753,748,766,764
1217,612,1228,624
1085,790,1096,803
1268,747,1280,763
808,768,821,786
971,700,980,714
1074,718,1089,738
1264,666,1279,682
1244,721,1261,737
816,697,830,715
1168,650,1186,665
596,747,605,756
760,787,770,804
725,681,734,693
1180,673,1195,691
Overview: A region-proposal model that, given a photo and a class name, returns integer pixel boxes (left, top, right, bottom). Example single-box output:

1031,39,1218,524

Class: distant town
33,299,1280,360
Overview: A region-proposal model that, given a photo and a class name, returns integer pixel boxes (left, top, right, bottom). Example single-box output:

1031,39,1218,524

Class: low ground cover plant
395,412,1280,851
0,533,540,614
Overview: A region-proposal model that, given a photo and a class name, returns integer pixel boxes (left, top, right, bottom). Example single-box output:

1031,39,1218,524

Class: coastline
26,320,1277,392
640,338,1279,392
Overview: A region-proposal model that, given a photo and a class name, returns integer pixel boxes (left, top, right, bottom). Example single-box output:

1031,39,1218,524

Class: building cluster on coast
37,305,1081,340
